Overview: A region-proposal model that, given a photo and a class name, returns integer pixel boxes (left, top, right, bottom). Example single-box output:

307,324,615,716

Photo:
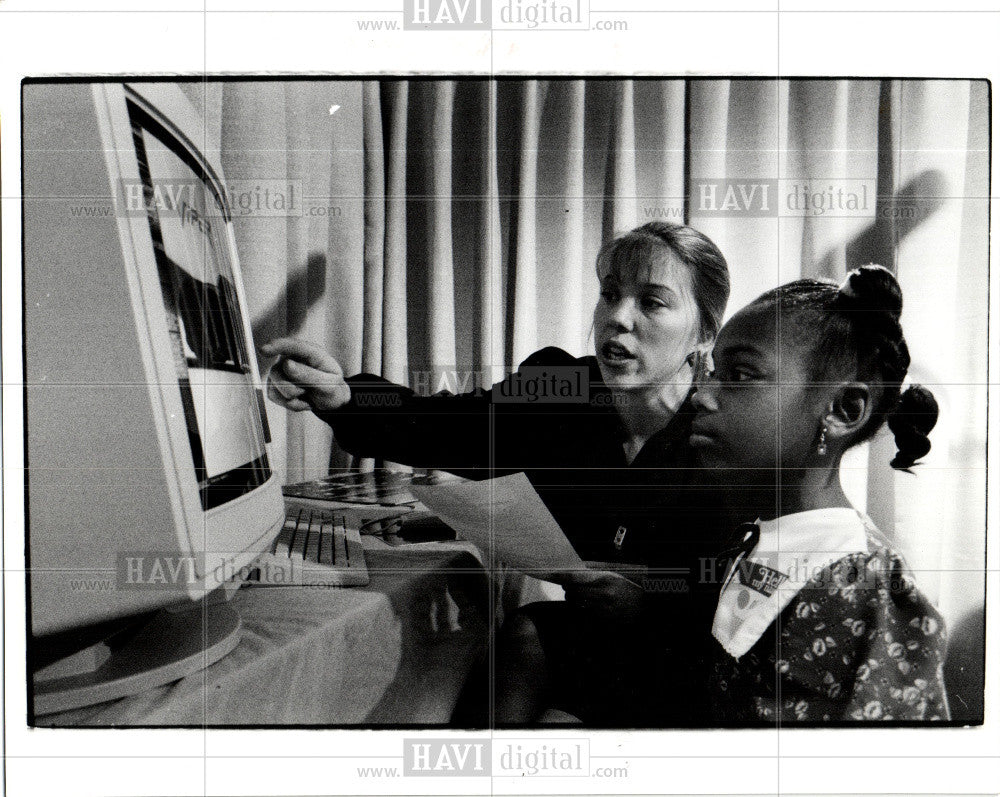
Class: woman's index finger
284,359,342,387
260,338,340,372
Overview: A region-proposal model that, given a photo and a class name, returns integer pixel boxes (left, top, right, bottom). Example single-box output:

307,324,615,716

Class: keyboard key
250,502,369,587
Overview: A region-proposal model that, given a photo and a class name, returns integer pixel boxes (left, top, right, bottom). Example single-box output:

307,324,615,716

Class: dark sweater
322,346,725,569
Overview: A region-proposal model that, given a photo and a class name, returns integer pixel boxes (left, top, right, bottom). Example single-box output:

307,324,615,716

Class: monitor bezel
127,99,272,510
91,83,284,594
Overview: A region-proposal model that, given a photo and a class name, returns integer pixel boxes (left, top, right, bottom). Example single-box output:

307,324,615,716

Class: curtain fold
382,81,409,386
632,80,686,230
511,80,542,367
362,82,386,376
478,81,504,384
605,79,637,236
551,81,586,355
427,81,457,376
216,78,987,628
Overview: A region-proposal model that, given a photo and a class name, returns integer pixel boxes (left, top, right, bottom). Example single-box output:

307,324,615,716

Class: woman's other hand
260,338,352,413
560,568,644,623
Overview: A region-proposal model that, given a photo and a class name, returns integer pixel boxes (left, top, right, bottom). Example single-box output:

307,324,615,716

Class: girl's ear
824,382,873,442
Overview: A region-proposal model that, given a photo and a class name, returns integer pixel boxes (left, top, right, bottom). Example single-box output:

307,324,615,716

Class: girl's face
593,249,702,393
689,304,827,474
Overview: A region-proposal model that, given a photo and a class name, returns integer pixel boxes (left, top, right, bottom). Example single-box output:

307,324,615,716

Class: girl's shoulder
838,516,927,602
803,518,930,611
784,520,946,663
775,531,949,721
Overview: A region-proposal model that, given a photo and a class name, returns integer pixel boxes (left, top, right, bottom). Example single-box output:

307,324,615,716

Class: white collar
711,507,870,660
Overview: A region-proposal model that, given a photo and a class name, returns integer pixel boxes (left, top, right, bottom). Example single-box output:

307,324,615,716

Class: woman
263,221,731,724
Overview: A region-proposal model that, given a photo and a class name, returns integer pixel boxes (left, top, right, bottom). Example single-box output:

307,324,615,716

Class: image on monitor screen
128,101,271,510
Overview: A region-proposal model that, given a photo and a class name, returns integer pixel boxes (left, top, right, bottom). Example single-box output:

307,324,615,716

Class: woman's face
689,304,826,474
593,249,703,394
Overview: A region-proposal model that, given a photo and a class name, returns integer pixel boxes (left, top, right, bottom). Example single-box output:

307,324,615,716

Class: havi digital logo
403,0,490,29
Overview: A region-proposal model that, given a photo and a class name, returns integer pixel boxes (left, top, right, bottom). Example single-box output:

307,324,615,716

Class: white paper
409,472,585,576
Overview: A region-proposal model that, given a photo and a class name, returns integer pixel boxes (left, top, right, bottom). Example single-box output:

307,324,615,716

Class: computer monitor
23,81,286,716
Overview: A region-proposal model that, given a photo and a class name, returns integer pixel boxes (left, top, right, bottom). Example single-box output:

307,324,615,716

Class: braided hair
751,265,938,471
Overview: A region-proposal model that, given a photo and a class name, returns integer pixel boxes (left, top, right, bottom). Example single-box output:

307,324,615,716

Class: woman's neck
614,380,689,462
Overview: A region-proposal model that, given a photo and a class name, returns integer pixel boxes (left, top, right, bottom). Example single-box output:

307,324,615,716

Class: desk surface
38,543,494,727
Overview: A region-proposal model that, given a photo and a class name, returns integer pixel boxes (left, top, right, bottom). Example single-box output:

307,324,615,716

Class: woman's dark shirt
321,347,726,571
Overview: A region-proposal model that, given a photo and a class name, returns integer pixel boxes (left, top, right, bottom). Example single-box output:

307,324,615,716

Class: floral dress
709,515,949,723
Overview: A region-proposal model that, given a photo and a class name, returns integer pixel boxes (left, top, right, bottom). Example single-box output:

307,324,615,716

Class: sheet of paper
409,472,585,576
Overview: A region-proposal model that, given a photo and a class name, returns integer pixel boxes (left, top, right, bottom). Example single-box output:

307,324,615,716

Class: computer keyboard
250,503,370,587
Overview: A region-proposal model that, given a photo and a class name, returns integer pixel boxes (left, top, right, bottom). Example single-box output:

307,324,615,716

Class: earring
817,424,828,457
689,351,703,382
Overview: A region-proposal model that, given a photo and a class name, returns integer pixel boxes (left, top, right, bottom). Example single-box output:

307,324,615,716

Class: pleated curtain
190,78,988,629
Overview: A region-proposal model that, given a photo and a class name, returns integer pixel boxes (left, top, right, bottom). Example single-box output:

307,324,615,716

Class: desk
38,543,506,726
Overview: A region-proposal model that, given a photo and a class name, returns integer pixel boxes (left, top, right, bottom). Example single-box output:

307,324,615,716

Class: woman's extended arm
261,338,585,475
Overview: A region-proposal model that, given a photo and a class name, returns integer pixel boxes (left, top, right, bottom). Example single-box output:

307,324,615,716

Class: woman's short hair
595,222,730,340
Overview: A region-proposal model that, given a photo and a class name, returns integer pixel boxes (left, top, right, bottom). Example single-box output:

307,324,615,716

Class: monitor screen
128,102,271,510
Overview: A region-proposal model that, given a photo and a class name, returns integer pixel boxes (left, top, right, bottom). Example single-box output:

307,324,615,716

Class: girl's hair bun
887,384,939,471
834,264,904,319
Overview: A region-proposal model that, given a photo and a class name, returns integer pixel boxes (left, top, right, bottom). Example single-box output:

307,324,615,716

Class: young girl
690,265,950,723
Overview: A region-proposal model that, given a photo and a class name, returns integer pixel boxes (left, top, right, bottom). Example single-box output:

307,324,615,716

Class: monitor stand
32,599,241,716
